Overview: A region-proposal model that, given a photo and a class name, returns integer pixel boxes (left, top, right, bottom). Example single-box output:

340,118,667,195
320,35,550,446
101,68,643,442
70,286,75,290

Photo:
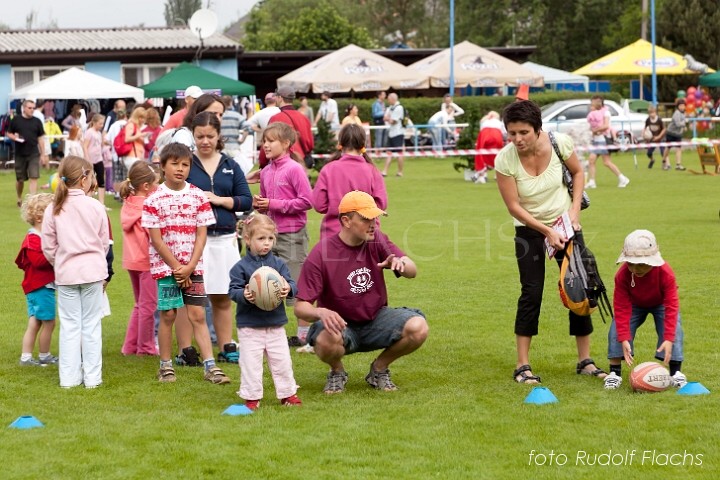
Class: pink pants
237,326,298,401
122,270,158,355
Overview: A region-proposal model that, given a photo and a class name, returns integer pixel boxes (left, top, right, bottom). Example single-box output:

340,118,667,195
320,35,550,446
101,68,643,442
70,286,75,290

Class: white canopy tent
10,67,145,102
408,40,544,88
277,44,428,93
521,62,589,91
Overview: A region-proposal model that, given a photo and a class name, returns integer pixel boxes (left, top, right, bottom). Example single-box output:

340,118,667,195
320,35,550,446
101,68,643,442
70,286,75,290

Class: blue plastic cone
677,382,710,396
222,404,254,416
9,415,44,429
524,387,559,404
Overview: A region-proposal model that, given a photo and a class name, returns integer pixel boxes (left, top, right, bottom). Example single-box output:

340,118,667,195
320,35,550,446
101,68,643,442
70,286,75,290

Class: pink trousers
237,326,298,401
122,270,158,355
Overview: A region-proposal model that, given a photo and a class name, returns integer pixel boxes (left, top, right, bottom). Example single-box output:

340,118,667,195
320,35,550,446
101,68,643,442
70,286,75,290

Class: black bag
558,237,612,322
549,131,590,210
303,151,315,169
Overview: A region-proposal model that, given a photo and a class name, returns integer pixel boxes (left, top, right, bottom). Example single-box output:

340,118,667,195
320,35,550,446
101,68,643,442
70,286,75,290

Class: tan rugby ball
247,266,285,311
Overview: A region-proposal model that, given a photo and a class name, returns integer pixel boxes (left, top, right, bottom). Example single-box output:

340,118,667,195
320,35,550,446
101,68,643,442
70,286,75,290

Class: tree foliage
242,0,718,101
244,0,375,50
656,0,720,98
164,0,202,27
340,0,448,48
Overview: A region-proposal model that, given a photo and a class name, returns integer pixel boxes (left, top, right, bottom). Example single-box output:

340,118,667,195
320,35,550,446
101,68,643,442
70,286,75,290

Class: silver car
541,99,648,143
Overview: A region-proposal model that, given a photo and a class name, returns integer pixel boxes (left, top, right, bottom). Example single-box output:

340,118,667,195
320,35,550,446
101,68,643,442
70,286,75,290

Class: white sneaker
473,174,487,184
604,372,622,390
296,344,315,354
672,371,687,388
585,179,596,189
618,175,630,188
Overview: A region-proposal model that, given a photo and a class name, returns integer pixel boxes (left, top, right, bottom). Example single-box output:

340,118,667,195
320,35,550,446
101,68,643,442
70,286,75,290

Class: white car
541,99,647,143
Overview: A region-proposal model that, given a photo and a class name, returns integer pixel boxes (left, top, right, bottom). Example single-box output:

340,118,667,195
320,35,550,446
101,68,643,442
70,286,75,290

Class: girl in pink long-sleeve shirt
312,123,387,241
253,123,313,346
119,161,159,356
42,155,109,389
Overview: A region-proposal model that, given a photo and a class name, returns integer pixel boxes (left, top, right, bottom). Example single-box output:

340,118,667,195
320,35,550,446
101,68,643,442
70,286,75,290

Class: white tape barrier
310,139,711,159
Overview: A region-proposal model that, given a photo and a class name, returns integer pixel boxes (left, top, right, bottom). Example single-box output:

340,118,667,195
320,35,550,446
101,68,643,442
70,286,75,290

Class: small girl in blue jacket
228,213,301,410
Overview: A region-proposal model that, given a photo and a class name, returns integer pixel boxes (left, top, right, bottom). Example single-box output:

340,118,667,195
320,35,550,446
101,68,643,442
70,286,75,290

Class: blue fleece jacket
187,153,252,235
228,251,297,328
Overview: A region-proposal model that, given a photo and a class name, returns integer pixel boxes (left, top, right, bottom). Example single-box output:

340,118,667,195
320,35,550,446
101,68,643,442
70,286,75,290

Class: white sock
39,352,51,360
21,353,32,361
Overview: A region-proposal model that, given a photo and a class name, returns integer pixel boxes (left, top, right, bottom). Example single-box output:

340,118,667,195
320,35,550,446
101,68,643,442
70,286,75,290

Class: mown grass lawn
0,150,717,479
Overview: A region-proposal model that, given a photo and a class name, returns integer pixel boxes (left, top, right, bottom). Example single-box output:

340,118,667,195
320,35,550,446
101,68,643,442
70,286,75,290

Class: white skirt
203,233,240,294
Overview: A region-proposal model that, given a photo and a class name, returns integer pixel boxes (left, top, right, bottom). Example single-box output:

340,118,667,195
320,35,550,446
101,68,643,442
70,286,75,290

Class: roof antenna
189,9,218,63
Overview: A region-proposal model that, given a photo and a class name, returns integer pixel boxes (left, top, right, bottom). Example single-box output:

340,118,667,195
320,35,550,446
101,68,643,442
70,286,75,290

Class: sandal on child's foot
204,366,230,384
157,365,176,383
576,358,607,378
513,364,541,384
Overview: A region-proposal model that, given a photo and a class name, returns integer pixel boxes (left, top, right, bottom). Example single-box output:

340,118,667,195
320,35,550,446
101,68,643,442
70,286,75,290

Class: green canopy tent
699,71,720,88
140,62,255,97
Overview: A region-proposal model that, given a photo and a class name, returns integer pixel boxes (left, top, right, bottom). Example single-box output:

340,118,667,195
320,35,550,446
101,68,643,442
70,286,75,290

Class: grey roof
0,27,240,54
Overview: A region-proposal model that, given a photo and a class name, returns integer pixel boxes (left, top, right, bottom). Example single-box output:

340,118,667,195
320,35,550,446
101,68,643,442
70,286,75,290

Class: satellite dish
188,9,218,40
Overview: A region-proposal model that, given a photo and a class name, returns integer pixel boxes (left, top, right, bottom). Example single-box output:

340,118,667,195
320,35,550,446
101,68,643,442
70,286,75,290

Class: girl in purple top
253,123,313,347
312,124,387,241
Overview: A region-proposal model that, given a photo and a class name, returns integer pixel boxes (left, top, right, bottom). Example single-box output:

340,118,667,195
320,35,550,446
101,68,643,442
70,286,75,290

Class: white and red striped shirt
142,182,215,280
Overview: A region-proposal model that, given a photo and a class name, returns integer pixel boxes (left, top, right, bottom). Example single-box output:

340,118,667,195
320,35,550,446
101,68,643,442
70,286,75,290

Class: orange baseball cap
338,191,387,219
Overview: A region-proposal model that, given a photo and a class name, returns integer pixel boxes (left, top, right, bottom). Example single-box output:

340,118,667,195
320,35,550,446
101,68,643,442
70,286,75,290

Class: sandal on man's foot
513,364,541,384
576,358,607,378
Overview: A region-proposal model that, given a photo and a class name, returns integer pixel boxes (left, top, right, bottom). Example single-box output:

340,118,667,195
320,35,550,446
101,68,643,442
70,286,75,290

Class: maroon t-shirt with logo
296,232,404,322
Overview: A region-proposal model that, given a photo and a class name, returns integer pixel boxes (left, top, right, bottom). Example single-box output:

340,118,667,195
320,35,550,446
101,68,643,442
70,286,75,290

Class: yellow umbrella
573,39,714,76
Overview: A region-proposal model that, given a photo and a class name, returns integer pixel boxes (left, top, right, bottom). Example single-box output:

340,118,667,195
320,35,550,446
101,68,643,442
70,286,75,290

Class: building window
122,64,174,87
123,67,143,87
14,70,34,89
149,66,169,82
12,66,78,90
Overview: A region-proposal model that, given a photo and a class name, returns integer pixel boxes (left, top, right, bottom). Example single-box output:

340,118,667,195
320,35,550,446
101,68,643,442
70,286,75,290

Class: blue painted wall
0,64,13,112
85,61,122,82
199,59,238,80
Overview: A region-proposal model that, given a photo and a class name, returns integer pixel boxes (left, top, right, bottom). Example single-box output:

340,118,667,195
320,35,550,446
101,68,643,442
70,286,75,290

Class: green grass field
0,151,718,479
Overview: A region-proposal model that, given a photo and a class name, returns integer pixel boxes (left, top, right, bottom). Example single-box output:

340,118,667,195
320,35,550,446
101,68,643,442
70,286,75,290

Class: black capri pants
91,161,105,189
513,226,594,337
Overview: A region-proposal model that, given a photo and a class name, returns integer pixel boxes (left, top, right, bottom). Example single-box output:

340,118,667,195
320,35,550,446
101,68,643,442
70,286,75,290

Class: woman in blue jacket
187,111,252,364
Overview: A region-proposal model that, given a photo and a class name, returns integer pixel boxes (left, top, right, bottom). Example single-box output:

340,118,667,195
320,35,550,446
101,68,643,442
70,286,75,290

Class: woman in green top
495,100,607,385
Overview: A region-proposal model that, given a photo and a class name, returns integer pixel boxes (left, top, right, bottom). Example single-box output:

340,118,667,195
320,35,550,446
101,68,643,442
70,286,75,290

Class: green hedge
304,91,621,133
303,91,624,171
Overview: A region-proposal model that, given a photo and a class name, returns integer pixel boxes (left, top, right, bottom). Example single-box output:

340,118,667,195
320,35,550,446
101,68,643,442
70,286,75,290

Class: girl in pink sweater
312,123,387,241
42,155,109,389
120,162,159,355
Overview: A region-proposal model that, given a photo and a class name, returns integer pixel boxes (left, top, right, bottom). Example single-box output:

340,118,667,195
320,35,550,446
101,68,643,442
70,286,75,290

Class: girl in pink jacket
42,155,109,389
120,162,159,356
312,123,387,241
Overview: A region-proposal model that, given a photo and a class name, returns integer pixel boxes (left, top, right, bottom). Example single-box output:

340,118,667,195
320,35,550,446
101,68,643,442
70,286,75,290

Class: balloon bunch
677,86,713,132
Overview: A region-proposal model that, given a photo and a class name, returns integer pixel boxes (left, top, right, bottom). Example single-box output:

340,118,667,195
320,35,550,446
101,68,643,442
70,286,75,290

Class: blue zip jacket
228,251,297,328
187,153,252,235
